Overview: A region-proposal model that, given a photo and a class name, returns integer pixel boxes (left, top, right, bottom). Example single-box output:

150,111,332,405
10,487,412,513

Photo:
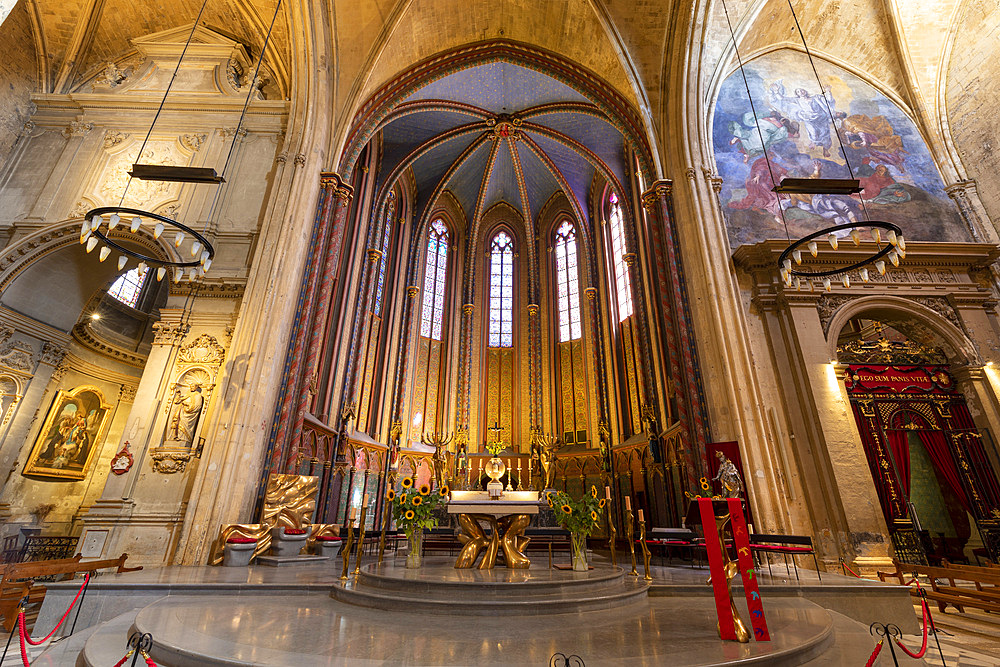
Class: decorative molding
817,295,857,336
179,134,207,152
168,279,246,299
149,449,193,474
152,322,189,346
294,153,307,167
62,121,94,138
0,325,12,346
71,323,147,367
119,384,138,402
103,131,129,150
39,342,67,367
176,334,226,367
50,362,70,384
0,338,35,373
905,296,963,331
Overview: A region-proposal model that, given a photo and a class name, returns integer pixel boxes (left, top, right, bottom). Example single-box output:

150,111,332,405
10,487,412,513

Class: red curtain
916,429,971,513
885,428,911,498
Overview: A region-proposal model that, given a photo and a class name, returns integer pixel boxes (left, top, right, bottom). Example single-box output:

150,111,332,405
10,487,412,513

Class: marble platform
33,556,919,665
333,562,649,614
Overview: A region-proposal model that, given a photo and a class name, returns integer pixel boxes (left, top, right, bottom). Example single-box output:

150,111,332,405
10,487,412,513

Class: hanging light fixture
82,0,283,281
719,0,906,290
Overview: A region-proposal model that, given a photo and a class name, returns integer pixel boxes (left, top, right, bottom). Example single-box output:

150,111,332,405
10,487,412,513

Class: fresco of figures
712,49,967,249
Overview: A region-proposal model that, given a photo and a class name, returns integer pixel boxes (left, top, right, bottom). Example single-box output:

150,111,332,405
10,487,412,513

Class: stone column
946,180,998,244
526,303,541,434
455,303,476,438
641,181,709,469
77,314,189,564
389,285,421,432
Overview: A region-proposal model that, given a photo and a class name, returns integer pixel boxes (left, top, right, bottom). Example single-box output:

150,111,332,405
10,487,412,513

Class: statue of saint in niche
165,382,205,448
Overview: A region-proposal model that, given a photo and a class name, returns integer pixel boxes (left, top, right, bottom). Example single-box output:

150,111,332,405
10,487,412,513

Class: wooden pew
877,559,1000,614
0,553,141,632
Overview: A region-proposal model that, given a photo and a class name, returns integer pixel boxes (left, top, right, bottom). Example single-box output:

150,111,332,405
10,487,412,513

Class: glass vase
571,531,588,571
406,530,423,569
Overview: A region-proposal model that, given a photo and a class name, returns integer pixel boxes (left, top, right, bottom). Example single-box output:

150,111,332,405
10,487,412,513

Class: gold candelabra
353,500,368,577
340,509,356,581
421,430,453,490
377,471,397,567
624,501,638,577
605,488,617,568
638,512,652,581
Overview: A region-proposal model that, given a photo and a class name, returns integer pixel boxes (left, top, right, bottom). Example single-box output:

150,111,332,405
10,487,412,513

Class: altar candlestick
363,493,369,507
605,486,611,500
638,509,644,523
625,496,631,511
625,506,638,577
638,514,652,581
353,501,368,576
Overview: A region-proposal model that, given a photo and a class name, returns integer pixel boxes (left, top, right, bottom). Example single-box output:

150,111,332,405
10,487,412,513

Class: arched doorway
838,318,1000,563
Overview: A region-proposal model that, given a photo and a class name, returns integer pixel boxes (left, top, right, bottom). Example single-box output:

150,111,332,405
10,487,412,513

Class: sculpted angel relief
713,50,967,247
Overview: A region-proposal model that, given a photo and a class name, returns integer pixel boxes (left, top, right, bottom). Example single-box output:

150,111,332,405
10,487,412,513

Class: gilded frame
22,386,113,481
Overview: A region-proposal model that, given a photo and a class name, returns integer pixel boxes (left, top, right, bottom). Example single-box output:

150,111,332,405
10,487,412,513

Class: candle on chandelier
625,496,631,511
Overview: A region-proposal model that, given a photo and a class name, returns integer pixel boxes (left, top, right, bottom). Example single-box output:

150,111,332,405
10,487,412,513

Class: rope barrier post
919,586,947,667
869,622,901,667
67,572,92,637
1,597,24,664
127,631,153,667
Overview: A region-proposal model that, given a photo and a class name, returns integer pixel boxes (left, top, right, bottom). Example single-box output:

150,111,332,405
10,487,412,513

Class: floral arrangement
684,476,721,500
485,439,506,457
545,486,605,535
389,477,449,535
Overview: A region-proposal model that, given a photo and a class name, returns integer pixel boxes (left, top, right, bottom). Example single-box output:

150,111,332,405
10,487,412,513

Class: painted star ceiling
373,62,631,235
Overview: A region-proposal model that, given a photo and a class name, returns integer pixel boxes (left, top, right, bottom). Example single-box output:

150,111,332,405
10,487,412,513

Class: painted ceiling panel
527,112,626,188
481,140,518,217
378,110,485,184
436,140,493,224
524,132,595,221
403,62,589,114
514,140,561,222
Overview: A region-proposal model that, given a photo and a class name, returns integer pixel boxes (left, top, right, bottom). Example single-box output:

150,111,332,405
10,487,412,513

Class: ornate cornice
72,322,147,367
168,279,246,299
152,322,189,346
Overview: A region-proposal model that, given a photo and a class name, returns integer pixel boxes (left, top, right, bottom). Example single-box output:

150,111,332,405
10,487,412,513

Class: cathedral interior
1,0,1000,663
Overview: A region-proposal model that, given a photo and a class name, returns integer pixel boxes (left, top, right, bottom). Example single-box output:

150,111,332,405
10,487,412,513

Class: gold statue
422,430,453,490
531,434,563,490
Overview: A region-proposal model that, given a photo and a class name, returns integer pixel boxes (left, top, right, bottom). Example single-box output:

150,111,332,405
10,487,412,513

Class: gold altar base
448,490,539,570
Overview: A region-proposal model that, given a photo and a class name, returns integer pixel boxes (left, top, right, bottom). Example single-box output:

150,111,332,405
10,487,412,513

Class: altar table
447,491,539,569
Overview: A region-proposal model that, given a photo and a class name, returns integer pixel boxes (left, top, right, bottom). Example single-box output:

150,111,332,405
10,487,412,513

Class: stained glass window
107,268,146,308
373,191,395,317
489,231,514,348
608,192,633,322
420,219,449,340
554,220,581,342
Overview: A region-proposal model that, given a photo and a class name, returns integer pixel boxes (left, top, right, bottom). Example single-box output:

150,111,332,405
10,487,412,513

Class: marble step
331,561,650,615
75,609,142,667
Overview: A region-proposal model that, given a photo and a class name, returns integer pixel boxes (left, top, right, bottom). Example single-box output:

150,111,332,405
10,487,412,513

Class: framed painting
22,386,113,481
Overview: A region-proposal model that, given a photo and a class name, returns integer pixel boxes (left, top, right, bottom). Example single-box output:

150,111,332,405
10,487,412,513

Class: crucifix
487,420,504,451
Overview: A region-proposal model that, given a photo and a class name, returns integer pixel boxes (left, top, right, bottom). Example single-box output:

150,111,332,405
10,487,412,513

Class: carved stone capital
103,131,129,150
584,287,598,301
622,252,638,266
294,153,307,167
119,385,138,402
62,121,94,138
527,304,539,316
180,134,207,152
407,286,420,298
39,342,67,367
366,248,383,264
152,322,189,346
462,304,475,316
150,449,193,474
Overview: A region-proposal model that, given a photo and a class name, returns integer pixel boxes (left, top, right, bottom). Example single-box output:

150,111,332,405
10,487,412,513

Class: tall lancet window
554,220,581,342
553,219,589,446
607,190,641,435
420,219,449,340
608,192,633,322
358,191,396,433
483,229,516,452
489,231,514,347
410,218,451,440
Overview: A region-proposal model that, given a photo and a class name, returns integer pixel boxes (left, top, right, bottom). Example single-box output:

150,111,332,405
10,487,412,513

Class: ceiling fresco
712,49,968,249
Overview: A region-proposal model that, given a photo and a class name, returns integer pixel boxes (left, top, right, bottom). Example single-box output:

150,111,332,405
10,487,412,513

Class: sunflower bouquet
545,486,605,536
389,476,450,536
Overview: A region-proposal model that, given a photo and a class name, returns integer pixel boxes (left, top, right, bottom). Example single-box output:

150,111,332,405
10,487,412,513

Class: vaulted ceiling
374,61,630,235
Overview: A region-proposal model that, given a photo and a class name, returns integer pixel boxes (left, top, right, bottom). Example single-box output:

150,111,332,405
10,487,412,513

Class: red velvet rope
841,561,864,578
112,650,133,667
17,573,90,646
894,599,929,659
864,640,882,667
16,612,29,667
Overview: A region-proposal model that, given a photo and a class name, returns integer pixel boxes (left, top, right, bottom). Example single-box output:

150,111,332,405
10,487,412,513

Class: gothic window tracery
420,219,449,341
489,231,514,348
554,220,581,342
608,191,633,322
